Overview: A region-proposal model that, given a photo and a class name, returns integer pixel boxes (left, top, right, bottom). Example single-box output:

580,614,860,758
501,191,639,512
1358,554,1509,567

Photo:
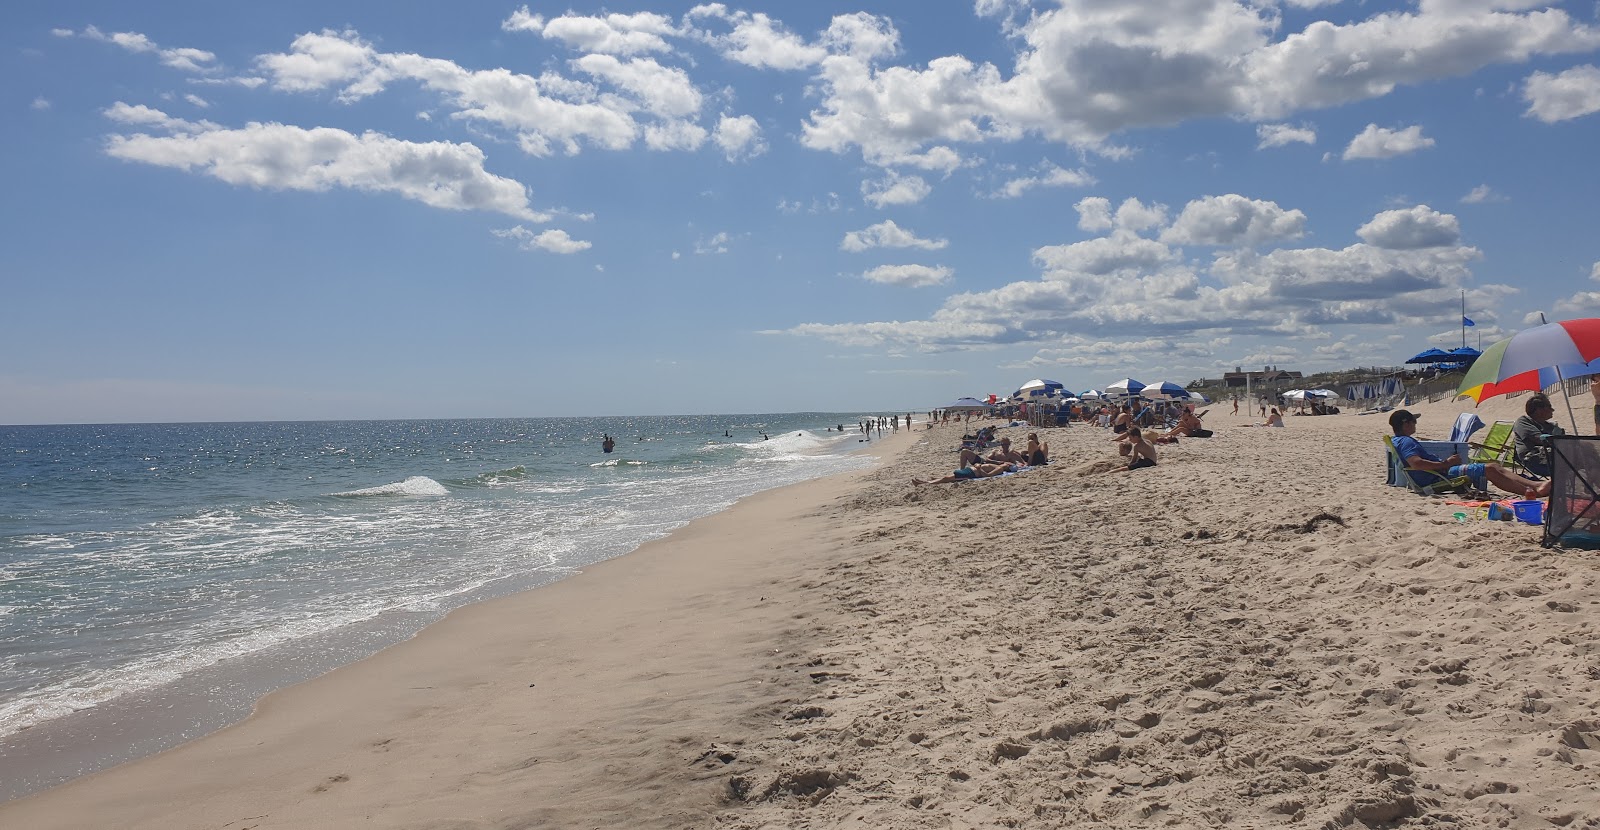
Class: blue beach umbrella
1104,378,1146,399
1016,378,1065,396
942,397,993,411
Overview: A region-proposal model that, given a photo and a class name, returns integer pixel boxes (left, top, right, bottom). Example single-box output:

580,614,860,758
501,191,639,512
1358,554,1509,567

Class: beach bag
1191,428,1214,438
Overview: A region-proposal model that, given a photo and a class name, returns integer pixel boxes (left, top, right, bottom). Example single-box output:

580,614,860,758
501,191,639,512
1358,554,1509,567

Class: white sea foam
331,476,450,497
589,459,647,468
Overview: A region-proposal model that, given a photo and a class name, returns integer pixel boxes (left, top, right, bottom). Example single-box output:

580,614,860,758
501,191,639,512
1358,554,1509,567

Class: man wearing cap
1390,409,1551,498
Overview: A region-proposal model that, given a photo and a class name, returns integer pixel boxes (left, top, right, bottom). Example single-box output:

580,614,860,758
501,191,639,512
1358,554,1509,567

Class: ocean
0,414,895,798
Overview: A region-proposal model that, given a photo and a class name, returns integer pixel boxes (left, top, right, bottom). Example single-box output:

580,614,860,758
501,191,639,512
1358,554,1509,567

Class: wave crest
331,476,450,497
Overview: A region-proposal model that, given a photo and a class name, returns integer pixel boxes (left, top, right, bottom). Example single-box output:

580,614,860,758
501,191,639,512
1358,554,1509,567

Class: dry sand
4,398,1600,829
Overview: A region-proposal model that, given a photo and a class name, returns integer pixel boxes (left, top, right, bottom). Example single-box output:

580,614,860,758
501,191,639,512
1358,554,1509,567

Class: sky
4,1,1600,424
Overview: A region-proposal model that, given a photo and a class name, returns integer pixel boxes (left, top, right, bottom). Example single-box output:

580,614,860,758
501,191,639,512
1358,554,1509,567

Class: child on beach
1110,427,1157,471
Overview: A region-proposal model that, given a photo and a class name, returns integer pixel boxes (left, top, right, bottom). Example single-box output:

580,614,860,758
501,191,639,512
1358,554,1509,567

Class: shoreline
11,403,1599,828
0,421,922,828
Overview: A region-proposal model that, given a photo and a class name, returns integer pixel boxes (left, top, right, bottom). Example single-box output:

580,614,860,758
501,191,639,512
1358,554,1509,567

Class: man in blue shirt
1390,409,1550,498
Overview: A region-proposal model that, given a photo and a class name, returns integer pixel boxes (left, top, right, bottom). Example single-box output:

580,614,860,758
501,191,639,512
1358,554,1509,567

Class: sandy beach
5,400,1600,829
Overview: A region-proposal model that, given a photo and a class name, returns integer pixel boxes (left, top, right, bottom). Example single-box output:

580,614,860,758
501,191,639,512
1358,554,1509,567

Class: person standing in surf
602,434,615,454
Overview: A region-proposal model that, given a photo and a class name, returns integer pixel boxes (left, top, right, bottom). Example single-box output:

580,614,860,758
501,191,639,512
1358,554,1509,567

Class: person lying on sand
1390,409,1551,499
984,437,1029,465
1109,427,1157,472
913,449,1015,485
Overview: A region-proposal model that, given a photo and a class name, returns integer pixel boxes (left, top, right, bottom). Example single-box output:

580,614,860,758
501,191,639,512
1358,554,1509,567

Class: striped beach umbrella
1141,380,1190,400
1104,378,1146,399
1456,318,1600,404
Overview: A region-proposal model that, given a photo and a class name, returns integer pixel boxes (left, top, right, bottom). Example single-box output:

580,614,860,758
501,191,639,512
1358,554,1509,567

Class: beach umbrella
1405,347,1453,364
1104,378,1146,398
1016,378,1066,398
1448,346,1481,363
1456,318,1600,428
1080,389,1104,400
942,397,993,411
1141,380,1190,400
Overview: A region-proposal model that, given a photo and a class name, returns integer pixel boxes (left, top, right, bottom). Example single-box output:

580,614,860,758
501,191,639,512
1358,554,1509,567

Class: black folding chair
1543,436,1600,548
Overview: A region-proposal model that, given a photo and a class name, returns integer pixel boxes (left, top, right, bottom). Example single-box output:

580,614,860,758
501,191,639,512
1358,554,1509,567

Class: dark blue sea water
0,415,884,771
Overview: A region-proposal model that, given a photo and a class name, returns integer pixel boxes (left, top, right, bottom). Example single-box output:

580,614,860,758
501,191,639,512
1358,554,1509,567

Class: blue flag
1462,316,1475,327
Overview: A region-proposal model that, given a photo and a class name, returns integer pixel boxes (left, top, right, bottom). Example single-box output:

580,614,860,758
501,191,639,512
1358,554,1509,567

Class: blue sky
4,1,1600,423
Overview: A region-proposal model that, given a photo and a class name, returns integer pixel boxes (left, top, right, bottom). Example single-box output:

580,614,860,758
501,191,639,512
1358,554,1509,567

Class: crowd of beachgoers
915,398,1229,483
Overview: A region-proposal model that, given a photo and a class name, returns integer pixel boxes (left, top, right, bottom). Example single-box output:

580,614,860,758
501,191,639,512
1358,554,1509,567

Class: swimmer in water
602,434,615,454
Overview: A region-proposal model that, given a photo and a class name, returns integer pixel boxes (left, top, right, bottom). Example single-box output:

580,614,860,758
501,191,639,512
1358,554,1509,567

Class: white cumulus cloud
1356,205,1461,249
1256,122,1316,148
1161,195,1307,247
712,113,766,161
502,8,678,55
493,226,592,253
1342,124,1435,160
76,25,218,73
686,6,829,70
1074,197,1168,233
861,264,953,287
1524,64,1600,123
992,162,1094,199
862,171,932,208
840,220,948,252
103,106,538,220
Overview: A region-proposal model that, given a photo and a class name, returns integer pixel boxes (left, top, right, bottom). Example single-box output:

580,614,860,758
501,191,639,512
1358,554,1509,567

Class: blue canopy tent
1405,348,1453,364
941,397,993,411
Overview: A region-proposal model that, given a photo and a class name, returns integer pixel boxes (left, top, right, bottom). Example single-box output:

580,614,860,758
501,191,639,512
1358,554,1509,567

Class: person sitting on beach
984,437,1028,465
1161,406,1209,440
1390,410,1551,498
1592,377,1600,436
1132,401,1156,428
913,448,1014,485
1025,433,1049,465
1111,427,1157,471
1244,407,1285,427
1112,405,1132,434
1512,393,1564,477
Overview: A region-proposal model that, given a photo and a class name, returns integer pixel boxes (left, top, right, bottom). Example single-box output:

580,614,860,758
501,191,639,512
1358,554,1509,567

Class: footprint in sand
311,774,350,794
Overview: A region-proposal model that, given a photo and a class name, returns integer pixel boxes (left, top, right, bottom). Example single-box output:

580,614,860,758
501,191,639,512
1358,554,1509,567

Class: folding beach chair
1468,420,1515,465
1383,435,1472,496
1542,436,1600,548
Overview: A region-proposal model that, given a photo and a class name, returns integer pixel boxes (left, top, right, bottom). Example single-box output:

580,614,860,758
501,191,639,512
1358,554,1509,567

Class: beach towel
1450,413,1486,443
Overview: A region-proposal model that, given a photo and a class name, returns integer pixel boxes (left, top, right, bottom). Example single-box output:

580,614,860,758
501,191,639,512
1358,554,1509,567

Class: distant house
1221,367,1303,388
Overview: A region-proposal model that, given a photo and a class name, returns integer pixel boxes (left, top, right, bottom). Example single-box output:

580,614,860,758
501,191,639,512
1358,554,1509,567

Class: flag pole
1460,290,1466,349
